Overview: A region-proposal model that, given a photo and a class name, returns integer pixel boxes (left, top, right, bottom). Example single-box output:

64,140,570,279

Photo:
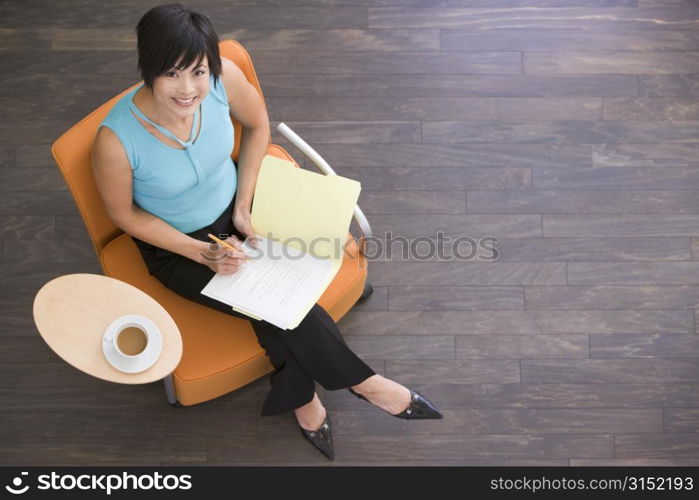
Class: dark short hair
135,3,221,89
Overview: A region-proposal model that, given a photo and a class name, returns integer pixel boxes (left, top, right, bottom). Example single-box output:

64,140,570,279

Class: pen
207,233,250,261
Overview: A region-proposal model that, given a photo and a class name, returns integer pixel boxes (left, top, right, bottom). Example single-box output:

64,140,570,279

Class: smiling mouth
173,97,197,106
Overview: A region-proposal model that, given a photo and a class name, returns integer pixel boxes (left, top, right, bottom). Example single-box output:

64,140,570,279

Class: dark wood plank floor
2,0,699,466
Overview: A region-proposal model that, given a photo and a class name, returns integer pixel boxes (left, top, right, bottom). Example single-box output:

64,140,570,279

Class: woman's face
151,55,210,121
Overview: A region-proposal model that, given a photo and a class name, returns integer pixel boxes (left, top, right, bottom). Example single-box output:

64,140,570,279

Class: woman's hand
200,235,249,275
232,207,261,249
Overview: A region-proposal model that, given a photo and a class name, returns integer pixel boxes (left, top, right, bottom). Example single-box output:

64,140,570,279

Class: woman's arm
220,56,271,218
91,126,208,264
235,125,270,215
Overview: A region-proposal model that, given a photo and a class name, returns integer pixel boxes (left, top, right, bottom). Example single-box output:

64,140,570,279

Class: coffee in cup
115,325,149,357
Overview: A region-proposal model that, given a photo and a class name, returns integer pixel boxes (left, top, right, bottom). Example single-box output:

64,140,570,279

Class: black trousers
132,194,376,416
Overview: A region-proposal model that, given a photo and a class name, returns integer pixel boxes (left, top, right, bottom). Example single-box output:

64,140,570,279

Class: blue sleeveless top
99,73,237,234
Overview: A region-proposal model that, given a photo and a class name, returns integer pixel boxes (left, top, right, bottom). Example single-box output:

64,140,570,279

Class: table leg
163,373,177,404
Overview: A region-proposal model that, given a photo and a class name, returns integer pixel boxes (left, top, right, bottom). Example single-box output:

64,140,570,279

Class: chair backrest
51,40,268,258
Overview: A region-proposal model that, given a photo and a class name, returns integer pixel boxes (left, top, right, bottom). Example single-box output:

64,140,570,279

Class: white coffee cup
114,323,149,357
103,314,162,373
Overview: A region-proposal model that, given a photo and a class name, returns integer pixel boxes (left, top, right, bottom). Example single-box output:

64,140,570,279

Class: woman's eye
164,70,205,77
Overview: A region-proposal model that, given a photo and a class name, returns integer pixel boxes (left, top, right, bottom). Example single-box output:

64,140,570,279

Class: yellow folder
224,154,361,329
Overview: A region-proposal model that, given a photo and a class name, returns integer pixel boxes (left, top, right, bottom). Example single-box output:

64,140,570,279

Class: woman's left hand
232,208,260,249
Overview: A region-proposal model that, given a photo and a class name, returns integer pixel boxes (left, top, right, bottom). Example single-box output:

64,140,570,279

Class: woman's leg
272,302,376,391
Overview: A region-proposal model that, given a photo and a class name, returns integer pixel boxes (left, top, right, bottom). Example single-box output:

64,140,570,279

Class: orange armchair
51,40,373,407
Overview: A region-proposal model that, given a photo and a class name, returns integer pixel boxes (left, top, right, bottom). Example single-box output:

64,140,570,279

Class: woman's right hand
199,235,249,275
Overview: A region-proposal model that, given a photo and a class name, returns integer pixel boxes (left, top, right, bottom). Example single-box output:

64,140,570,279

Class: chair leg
358,282,373,302
163,373,180,407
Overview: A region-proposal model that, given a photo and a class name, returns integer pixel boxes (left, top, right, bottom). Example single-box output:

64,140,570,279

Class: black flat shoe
298,414,335,460
348,387,443,420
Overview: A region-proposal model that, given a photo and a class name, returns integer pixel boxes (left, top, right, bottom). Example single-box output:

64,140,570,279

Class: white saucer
102,314,163,374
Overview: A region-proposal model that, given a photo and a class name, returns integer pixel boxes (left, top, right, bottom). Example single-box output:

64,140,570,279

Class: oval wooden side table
33,273,183,402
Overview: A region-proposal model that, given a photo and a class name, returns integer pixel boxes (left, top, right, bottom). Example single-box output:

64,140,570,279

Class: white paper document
199,154,361,330
200,235,336,330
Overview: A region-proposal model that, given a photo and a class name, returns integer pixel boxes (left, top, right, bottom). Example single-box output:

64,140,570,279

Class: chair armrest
276,122,374,255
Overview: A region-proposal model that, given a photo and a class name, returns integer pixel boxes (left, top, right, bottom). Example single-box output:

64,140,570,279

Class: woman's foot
295,392,335,460
350,375,412,416
294,392,327,432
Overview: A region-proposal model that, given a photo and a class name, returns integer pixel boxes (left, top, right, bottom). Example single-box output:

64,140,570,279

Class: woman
91,3,442,461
